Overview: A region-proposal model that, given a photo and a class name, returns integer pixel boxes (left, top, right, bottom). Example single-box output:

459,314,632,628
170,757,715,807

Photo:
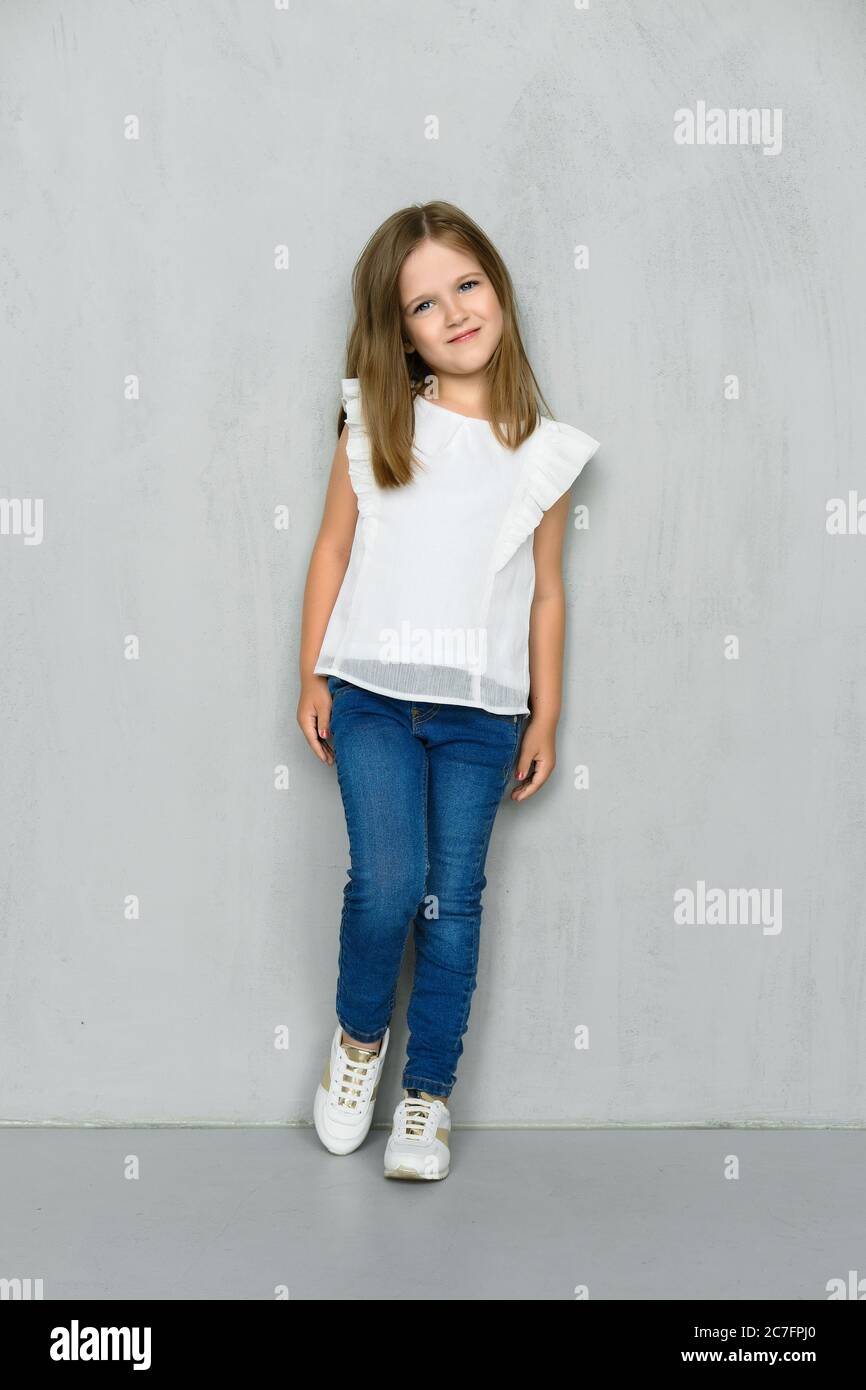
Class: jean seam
510,713,529,775
419,723,430,884
335,890,348,1024
337,1020,389,1044
442,791,501,1063
403,1076,452,1097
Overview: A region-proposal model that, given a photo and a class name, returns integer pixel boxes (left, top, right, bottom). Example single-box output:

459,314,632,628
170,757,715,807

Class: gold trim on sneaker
343,1044,380,1062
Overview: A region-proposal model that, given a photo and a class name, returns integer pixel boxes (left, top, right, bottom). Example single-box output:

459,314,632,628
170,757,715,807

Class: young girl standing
297,201,600,1181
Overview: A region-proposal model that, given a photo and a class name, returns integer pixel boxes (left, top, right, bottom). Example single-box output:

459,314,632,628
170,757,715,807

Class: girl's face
399,238,503,384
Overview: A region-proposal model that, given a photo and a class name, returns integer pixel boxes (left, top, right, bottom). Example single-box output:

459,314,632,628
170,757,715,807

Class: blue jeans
326,675,529,1098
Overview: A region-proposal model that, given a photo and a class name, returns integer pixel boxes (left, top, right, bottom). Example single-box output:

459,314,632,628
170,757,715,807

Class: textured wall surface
2,0,864,1125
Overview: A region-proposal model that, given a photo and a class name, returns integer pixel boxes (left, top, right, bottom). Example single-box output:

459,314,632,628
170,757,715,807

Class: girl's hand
511,716,556,802
297,676,335,766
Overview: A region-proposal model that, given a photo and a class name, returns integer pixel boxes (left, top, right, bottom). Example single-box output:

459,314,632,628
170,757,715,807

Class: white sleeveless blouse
314,378,600,715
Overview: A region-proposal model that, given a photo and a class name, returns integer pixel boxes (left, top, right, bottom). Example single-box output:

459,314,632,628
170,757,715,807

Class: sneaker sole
384,1164,449,1181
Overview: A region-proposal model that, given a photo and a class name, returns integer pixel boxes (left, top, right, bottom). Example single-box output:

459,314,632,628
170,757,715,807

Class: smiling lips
448,326,480,344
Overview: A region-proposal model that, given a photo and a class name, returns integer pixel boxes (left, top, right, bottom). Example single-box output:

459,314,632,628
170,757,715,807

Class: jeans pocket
327,675,353,702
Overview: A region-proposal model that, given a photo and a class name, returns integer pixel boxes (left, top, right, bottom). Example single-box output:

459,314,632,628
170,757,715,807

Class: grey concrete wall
1,0,864,1125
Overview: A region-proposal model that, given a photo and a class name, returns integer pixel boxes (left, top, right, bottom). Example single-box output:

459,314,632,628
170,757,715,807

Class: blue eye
412,279,480,314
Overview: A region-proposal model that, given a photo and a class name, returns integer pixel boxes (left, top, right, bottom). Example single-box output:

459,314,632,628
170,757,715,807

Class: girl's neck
423,373,491,422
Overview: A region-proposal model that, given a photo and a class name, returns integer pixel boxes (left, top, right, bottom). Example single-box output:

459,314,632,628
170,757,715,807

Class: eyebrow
402,269,483,314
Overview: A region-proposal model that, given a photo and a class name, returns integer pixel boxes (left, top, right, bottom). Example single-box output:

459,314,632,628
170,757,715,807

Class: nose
444,292,468,325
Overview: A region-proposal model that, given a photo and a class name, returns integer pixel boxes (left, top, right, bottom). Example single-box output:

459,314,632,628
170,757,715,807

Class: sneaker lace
334,1052,376,1110
399,1096,436,1139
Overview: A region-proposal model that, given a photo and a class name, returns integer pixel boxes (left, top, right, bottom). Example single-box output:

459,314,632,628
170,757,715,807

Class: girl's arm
512,491,572,801
297,425,358,765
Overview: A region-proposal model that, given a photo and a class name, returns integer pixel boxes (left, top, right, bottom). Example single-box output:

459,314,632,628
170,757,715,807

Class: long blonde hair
339,200,555,488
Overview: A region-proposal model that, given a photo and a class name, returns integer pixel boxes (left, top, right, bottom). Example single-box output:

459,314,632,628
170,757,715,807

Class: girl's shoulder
530,411,601,482
489,413,601,572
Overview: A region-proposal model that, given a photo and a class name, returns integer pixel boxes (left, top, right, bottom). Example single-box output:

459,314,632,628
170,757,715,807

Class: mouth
448,326,481,345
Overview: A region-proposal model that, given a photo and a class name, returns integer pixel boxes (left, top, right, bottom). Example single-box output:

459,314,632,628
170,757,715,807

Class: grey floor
0,1127,859,1300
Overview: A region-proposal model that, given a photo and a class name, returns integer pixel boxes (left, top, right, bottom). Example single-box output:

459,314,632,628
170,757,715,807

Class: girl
297,201,600,1181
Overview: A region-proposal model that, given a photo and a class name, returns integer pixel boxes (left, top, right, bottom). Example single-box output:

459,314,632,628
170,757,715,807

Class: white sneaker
383,1089,451,1180
313,1024,389,1155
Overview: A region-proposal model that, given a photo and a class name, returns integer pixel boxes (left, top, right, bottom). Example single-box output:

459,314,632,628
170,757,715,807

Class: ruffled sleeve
341,378,379,521
490,417,600,573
